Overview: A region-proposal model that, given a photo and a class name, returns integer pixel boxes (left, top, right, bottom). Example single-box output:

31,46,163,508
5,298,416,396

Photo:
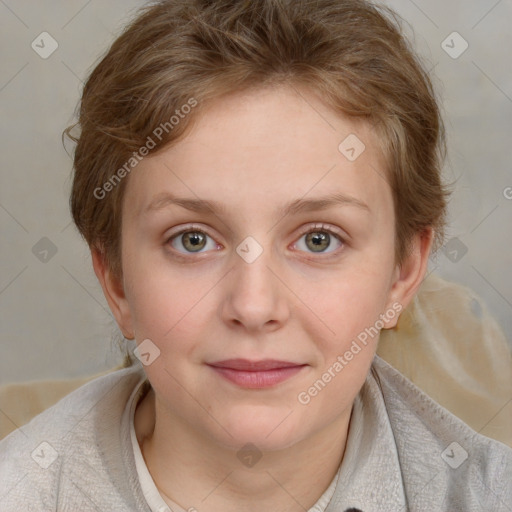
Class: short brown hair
65,0,450,279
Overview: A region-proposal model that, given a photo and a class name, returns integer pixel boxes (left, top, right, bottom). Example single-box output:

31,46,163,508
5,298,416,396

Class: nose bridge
222,235,288,330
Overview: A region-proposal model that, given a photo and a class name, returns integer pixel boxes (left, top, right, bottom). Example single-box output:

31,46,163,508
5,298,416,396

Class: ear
383,228,433,328
91,247,135,340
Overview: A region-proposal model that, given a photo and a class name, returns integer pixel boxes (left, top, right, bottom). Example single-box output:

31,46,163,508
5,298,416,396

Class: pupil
307,232,329,252
184,232,205,251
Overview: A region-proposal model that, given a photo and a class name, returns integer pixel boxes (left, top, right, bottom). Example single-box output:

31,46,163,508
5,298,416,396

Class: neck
135,388,352,512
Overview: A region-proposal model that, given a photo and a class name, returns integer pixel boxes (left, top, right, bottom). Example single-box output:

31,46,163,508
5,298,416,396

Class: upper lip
208,359,305,371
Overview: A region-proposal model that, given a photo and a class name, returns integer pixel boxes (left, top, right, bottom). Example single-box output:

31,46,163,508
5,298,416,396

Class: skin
92,84,432,512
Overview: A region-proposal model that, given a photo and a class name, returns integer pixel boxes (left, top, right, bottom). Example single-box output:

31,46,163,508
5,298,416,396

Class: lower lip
209,365,306,389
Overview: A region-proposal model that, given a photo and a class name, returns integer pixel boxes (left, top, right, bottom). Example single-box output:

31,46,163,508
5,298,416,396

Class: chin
210,410,306,453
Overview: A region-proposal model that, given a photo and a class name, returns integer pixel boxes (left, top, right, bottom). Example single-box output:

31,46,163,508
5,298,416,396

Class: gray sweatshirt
0,355,511,511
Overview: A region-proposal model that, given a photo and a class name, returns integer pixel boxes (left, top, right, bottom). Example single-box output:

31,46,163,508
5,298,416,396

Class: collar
326,361,407,511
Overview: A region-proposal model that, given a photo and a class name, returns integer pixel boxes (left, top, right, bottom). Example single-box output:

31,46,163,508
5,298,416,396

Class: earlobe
91,247,135,340
383,228,434,329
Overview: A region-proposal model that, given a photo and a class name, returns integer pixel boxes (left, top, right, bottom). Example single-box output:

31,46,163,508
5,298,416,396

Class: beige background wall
1,0,511,384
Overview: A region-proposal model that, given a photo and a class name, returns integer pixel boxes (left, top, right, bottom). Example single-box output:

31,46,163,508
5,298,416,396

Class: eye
293,224,344,255
166,226,220,254
165,223,345,258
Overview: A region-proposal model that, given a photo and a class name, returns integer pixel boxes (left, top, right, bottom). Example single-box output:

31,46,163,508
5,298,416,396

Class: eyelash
165,223,346,260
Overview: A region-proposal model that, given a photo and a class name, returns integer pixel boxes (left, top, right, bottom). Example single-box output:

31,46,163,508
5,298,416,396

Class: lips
208,359,303,371
207,359,307,388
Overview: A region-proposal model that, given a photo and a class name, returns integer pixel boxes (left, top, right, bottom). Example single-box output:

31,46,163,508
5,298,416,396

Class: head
65,0,449,451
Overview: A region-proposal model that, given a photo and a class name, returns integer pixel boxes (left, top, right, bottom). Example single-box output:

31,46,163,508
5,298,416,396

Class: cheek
128,281,194,341
122,246,193,340
294,269,391,424
308,261,393,346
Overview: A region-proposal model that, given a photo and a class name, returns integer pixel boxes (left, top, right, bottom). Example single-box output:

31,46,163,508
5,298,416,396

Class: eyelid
296,222,346,241
165,223,221,248
166,223,215,239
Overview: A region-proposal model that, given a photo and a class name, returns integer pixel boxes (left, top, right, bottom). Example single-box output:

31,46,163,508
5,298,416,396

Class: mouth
207,359,308,389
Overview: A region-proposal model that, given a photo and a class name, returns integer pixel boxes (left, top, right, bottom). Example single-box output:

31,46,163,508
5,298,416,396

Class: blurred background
1,0,511,385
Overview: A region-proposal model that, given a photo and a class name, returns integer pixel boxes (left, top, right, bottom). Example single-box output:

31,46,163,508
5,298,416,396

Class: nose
221,243,290,334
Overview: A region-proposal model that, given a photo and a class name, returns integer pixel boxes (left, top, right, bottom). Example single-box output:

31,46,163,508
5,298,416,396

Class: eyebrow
143,191,370,219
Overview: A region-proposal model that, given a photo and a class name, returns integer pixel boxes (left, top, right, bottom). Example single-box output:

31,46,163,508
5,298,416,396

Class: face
101,85,423,453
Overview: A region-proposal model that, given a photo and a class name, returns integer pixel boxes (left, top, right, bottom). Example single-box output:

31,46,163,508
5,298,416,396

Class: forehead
123,85,391,222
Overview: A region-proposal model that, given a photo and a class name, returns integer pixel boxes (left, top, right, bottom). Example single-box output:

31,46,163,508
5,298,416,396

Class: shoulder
0,364,146,510
371,355,512,510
